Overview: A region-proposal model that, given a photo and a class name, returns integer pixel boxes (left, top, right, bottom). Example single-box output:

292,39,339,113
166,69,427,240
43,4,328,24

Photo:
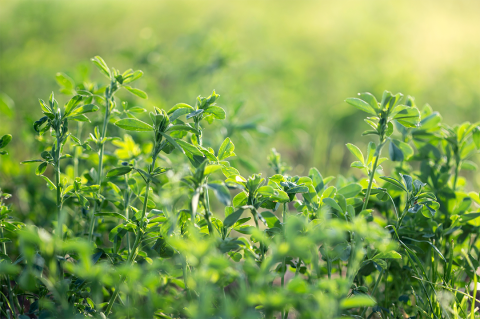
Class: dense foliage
1,57,480,319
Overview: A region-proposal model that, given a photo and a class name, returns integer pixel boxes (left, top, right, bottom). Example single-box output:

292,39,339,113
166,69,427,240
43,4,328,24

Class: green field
1,1,480,318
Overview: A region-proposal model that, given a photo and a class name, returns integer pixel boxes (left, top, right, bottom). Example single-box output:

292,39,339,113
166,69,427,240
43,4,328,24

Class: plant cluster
1,57,480,319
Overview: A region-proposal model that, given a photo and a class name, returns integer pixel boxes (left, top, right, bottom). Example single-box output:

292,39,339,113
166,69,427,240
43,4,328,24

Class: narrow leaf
115,118,153,131
123,86,148,99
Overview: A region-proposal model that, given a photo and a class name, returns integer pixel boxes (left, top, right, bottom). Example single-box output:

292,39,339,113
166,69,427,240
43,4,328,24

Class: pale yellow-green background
1,0,479,182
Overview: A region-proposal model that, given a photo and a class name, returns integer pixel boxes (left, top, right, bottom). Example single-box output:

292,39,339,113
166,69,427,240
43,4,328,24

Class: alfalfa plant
2,56,480,318
86,56,147,242
21,93,99,236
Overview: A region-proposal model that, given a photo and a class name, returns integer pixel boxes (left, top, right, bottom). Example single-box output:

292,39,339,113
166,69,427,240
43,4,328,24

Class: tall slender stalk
203,188,214,235
124,177,132,254
252,207,265,262
88,85,113,242
362,137,385,211
55,134,64,238
73,122,83,179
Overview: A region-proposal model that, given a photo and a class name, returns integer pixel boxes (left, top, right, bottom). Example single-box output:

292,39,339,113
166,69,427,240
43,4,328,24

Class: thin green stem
194,118,202,146
203,179,214,236
124,177,131,255
55,136,63,238
362,139,385,211
251,207,265,262
396,204,410,230
73,122,83,179
88,88,112,242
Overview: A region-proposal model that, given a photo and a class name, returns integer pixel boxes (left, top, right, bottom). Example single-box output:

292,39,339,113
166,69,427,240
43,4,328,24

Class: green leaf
389,140,404,162
91,56,110,78
380,176,407,192
106,166,133,177
381,91,403,111
390,139,414,161
337,183,362,198
159,132,184,154
186,109,204,119
64,95,83,115
257,186,275,197
167,103,194,115
167,124,200,135
340,295,376,309
461,160,478,171
55,72,75,93
223,208,244,228
122,70,143,84
127,106,146,113
169,107,193,122
366,142,376,164
0,92,14,118
270,190,290,203
0,134,12,149
123,86,148,99
115,118,153,131
393,106,420,128
309,167,324,193
473,127,480,150
351,161,364,169
176,140,204,157
21,159,43,164
345,97,377,115
358,92,379,111
217,137,236,161
203,106,226,120
323,197,342,212
346,143,364,164
260,211,281,228
70,115,91,122
286,186,309,194
399,174,413,193
204,164,222,175
41,175,56,190
207,182,231,206
66,104,99,117
421,202,439,218
233,192,248,207
36,162,47,176
373,251,402,260
95,212,127,221
460,213,480,222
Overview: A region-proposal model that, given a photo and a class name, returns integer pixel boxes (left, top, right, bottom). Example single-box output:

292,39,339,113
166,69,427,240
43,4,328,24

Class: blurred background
1,0,479,220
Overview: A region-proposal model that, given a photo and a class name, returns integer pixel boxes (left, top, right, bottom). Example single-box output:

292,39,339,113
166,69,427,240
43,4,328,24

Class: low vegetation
1,57,480,318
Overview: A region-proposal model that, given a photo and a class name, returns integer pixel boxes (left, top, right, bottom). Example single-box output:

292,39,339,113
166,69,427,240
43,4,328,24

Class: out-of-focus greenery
1,0,480,212
1,2,480,318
